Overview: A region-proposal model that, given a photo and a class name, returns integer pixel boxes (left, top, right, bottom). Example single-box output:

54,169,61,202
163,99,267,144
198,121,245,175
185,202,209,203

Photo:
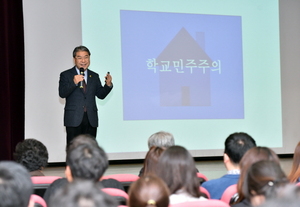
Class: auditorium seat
31,176,62,197
30,194,47,207
197,172,208,184
220,184,238,204
200,186,211,199
101,174,139,192
102,187,129,205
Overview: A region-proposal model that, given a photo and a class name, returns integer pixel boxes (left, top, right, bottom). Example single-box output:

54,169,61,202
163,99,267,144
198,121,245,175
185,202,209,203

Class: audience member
14,138,49,176
43,134,123,204
49,179,118,207
128,175,170,207
202,132,256,199
139,146,165,177
288,141,300,183
139,131,175,176
156,145,206,204
232,160,289,207
0,161,34,207
232,147,280,206
148,131,175,149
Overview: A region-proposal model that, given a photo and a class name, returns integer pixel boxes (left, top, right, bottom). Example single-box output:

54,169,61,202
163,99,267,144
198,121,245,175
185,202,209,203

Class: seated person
232,146,280,206
288,141,300,183
128,174,170,207
157,145,207,204
139,131,174,176
201,132,256,199
49,180,118,207
140,146,165,177
43,134,124,204
232,160,289,207
14,138,49,176
0,161,34,207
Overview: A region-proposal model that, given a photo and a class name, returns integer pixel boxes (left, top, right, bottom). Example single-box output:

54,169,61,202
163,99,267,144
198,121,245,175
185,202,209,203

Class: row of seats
30,173,238,207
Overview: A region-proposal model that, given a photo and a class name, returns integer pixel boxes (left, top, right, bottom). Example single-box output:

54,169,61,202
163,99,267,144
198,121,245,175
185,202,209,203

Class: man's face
74,51,90,70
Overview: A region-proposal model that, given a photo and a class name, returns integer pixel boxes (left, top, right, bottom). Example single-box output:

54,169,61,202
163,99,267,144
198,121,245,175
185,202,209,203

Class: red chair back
30,194,47,207
220,184,238,204
31,176,62,197
197,172,208,182
102,188,129,200
200,186,210,199
31,176,62,184
101,174,139,192
101,174,139,182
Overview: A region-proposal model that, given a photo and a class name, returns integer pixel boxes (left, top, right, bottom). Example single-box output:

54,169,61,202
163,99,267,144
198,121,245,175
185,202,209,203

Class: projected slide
121,11,244,120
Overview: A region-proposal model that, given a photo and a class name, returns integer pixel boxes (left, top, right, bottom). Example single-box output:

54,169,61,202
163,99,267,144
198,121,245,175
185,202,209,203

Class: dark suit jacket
59,67,112,127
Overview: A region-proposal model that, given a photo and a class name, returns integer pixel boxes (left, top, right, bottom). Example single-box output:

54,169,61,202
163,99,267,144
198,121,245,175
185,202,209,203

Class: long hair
157,145,200,198
243,160,289,201
236,147,280,203
143,146,165,176
288,142,300,182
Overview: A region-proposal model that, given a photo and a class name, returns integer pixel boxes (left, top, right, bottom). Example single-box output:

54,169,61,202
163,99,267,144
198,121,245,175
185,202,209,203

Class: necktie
83,79,87,93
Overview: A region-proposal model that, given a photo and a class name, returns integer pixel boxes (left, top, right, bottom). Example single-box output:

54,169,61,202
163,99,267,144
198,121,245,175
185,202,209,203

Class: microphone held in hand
79,68,84,88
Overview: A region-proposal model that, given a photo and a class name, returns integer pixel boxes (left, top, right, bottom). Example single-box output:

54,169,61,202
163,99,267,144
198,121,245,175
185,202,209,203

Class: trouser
66,112,97,144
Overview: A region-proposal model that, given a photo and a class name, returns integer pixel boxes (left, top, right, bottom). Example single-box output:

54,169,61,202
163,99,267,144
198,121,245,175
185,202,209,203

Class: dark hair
72,45,91,58
243,160,289,201
14,138,48,172
224,132,256,164
49,180,118,207
288,142,300,182
236,147,280,203
0,161,33,207
157,146,200,198
66,134,97,153
142,146,165,177
128,175,170,207
66,143,108,181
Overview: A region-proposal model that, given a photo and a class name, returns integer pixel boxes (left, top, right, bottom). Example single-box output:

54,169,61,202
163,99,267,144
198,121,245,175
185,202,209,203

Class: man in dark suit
59,46,113,144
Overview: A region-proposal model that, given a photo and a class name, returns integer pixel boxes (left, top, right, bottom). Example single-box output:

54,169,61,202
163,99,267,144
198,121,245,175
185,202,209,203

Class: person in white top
156,145,207,204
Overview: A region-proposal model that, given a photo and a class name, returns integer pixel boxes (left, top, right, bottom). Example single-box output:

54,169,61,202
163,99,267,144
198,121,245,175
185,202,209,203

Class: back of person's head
157,145,200,198
148,131,175,149
49,180,118,207
128,175,170,207
66,142,108,182
14,138,48,172
243,160,289,205
224,132,256,164
236,147,280,203
66,134,98,153
143,146,166,176
288,141,300,182
0,161,33,207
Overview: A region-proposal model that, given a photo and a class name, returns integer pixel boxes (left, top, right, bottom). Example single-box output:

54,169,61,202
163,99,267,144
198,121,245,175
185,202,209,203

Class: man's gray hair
148,131,175,149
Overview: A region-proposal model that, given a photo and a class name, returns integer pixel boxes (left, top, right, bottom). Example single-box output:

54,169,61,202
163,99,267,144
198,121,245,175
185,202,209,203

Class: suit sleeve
94,74,113,99
59,71,77,98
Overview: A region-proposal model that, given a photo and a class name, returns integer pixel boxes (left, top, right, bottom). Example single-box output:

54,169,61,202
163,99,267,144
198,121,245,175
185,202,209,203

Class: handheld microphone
79,68,84,88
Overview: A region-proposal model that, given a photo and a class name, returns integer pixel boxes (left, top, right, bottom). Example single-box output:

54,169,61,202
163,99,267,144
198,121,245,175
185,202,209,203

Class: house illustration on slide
156,27,214,107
